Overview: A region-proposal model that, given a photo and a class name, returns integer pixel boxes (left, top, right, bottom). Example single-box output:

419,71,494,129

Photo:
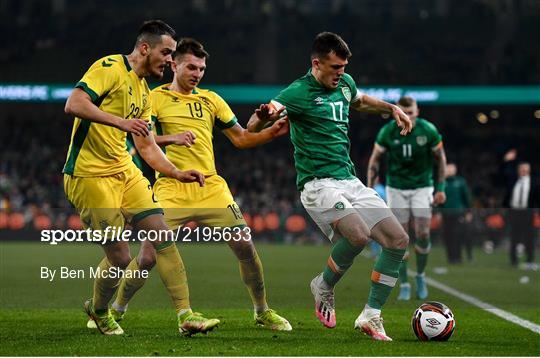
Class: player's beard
146,55,164,80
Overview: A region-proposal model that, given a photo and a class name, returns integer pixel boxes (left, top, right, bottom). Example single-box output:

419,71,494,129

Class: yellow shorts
64,164,163,232
154,175,246,228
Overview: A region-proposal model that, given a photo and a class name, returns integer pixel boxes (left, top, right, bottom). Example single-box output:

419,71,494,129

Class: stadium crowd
3,0,539,85
2,104,538,249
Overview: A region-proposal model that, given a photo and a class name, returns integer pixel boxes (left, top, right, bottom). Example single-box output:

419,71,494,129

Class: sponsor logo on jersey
334,202,345,210
393,139,400,145
128,86,133,96
314,97,324,105
172,97,180,102
199,96,211,107
416,135,428,146
341,87,352,102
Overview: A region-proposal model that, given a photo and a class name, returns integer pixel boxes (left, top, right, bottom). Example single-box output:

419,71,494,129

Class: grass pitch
1,242,539,356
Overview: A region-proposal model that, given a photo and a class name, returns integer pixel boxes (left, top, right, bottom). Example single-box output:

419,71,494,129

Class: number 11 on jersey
402,144,412,158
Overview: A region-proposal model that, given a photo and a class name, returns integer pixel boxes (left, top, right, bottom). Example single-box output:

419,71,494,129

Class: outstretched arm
132,133,204,186
154,130,197,148
351,94,412,135
65,88,150,137
433,143,447,205
247,103,286,133
223,120,289,149
367,144,386,188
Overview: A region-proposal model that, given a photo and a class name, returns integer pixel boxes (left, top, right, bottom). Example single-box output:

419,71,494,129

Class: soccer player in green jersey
367,96,447,301
247,32,412,341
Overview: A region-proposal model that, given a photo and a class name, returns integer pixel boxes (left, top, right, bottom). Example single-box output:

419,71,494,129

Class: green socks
367,248,406,309
415,237,431,275
398,251,410,284
322,236,364,287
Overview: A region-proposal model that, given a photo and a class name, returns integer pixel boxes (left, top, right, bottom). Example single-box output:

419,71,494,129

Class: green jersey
273,69,361,191
375,118,442,190
442,175,471,210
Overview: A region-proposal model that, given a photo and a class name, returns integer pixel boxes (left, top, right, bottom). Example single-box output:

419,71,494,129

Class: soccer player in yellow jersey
110,38,292,330
63,20,218,336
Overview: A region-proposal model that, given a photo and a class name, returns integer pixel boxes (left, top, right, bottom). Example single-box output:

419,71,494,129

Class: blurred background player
441,163,473,264
111,38,291,331
64,20,218,336
367,96,447,301
505,162,539,269
247,32,412,341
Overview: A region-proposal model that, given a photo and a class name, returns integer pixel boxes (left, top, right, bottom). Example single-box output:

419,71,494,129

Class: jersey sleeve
75,59,120,104
342,73,362,103
212,92,238,130
375,123,391,148
139,85,152,123
150,91,158,120
149,91,159,134
426,121,443,149
273,82,305,116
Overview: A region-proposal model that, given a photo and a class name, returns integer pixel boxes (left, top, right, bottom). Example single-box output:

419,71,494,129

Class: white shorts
386,186,433,224
300,178,393,241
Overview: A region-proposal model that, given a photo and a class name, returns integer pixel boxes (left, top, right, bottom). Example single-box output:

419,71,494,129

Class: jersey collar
161,83,199,96
306,68,321,88
122,55,132,72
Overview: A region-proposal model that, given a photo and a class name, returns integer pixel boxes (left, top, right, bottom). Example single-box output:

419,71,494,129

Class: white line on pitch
410,271,540,335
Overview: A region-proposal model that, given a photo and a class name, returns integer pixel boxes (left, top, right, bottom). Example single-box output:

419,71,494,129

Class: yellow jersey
151,84,237,176
63,54,151,177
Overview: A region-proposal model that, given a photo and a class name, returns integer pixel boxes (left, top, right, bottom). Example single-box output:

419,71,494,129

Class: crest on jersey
341,87,352,102
334,202,345,211
416,136,427,146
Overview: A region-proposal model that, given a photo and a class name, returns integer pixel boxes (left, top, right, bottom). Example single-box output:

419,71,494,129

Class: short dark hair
135,20,177,48
173,38,210,60
397,96,417,107
311,32,351,60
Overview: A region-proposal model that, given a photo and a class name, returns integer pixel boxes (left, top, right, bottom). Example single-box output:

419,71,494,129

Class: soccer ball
412,301,455,341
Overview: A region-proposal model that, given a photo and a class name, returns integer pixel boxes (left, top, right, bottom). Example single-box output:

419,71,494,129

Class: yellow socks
155,243,190,314
239,250,268,313
113,258,148,310
93,257,120,311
